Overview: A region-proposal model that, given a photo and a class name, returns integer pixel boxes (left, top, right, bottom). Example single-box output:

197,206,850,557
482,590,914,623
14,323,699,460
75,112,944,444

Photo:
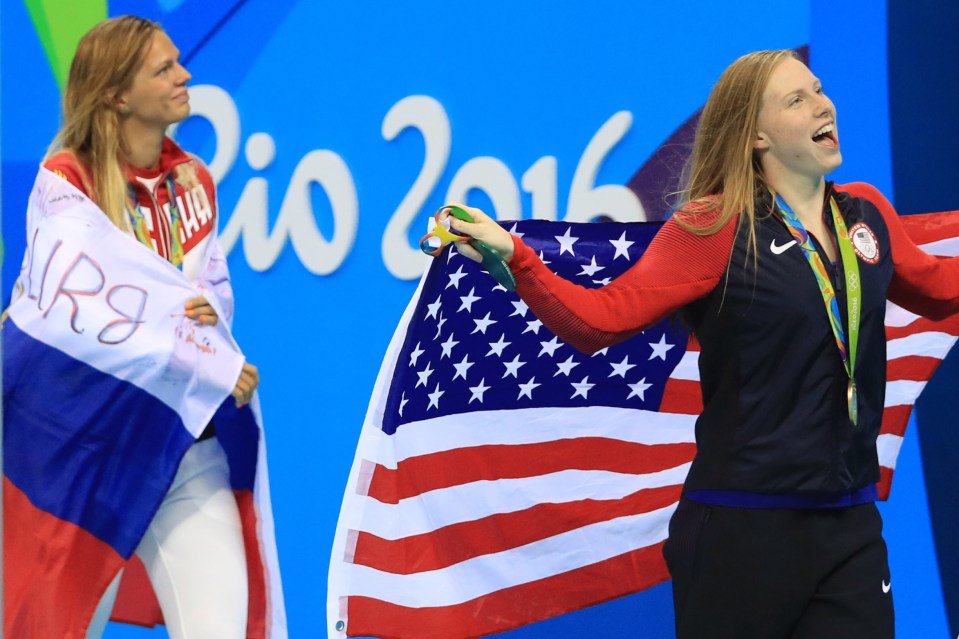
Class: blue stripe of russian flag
215,400,259,492
3,319,195,558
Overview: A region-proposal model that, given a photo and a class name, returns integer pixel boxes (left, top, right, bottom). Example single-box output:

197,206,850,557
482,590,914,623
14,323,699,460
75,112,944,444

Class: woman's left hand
185,295,218,326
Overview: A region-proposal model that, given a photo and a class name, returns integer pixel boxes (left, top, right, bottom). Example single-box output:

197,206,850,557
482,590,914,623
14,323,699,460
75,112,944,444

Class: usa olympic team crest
849,222,880,264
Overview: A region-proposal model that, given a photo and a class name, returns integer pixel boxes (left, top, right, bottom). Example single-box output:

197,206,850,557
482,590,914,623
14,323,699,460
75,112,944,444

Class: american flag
328,212,959,639
877,213,959,498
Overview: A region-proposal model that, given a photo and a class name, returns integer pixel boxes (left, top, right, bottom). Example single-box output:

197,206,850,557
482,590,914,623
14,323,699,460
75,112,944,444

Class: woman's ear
104,91,131,115
116,96,131,116
753,131,769,151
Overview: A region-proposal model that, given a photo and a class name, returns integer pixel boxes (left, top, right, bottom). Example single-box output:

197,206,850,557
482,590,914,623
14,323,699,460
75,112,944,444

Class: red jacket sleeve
840,182,959,320
508,213,736,353
43,152,93,196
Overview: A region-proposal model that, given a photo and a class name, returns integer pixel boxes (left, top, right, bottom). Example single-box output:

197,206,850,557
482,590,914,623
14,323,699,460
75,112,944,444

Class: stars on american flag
578,256,605,277
524,319,543,334
571,376,595,399
609,355,637,378
555,228,579,256
426,297,441,319
517,377,541,400
385,221,687,432
416,362,434,388
469,378,491,403
648,334,675,360
459,288,481,313
539,336,563,357
488,334,510,357
440,333,459,358
427,383,444,409
472,313,497,334
627,377,653,400
503,354,526,378
434,313,447,338
409,342,425,366
446,266,468,289
510,300,529,317
610,231,634,260
555,355,580,377
453,355,474,380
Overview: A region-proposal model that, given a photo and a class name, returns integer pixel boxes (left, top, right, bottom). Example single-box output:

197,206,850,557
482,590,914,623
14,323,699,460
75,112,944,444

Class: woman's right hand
446,203,515,263
232,362,259,408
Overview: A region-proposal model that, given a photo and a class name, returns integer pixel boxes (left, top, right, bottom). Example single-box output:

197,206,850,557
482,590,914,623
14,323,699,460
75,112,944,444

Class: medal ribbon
775,194,861,389
165,175,186,267
126,175,185,267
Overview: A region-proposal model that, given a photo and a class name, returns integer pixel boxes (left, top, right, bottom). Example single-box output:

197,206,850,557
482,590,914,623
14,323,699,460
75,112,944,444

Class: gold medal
847,378,858,426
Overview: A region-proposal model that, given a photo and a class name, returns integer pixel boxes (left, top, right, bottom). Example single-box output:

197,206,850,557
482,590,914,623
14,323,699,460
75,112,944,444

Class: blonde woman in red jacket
42,16,257,639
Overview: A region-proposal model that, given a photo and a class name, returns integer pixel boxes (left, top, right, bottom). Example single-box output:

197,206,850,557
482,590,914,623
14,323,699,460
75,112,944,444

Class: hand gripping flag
329,210,959,639
3,168,286,638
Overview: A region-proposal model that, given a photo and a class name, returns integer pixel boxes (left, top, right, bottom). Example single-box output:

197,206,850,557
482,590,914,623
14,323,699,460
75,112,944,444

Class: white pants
87,438,249,639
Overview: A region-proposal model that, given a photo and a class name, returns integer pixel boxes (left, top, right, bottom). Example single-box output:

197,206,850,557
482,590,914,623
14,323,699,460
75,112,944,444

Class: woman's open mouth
812,123,838,148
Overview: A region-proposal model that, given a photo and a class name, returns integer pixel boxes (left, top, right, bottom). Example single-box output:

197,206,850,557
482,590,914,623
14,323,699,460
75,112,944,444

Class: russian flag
3,169,286,637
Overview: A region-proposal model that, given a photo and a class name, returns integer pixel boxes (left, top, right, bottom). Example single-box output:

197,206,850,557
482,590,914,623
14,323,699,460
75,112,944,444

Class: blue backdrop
1,0,955,636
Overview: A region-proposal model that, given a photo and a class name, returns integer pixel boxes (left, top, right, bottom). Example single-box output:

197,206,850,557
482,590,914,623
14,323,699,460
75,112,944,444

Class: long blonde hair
676,49,799,257
45,16,160,228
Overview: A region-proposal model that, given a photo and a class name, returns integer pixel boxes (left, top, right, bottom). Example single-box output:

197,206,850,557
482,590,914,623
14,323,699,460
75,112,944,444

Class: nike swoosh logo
770,239,798,255
882,580,891,594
